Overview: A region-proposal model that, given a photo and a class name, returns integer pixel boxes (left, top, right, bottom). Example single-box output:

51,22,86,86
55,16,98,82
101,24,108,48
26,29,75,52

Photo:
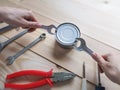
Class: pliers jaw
52,72,76,83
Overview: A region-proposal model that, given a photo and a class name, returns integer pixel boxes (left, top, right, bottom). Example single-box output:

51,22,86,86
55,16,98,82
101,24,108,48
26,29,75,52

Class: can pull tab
73,38,94,56
40,25,57,35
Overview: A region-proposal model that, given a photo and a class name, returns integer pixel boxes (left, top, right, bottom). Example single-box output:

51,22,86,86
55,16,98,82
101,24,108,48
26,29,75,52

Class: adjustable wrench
6,33,46,65
0,29,28,52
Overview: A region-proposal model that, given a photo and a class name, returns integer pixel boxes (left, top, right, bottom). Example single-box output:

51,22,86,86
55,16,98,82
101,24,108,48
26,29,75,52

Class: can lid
56,23,80,46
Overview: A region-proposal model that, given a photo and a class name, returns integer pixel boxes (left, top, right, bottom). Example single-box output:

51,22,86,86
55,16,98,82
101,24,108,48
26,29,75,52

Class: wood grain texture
0,36,89,90
0,1,95,90
0,0,120,90
9,0,120,50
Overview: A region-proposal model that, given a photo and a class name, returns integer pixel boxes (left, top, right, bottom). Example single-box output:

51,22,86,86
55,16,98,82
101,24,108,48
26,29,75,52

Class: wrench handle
3,30,28,46
0,25,16,34
7,33,46,65
0,29,28,52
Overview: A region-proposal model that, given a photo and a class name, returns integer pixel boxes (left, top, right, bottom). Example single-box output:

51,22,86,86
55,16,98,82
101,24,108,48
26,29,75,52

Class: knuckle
107,53,113,57
28,10,33,15
107,53,115,58
97,57,105,64
99,60,108,67
103,62,111,67
109,70,118,77
21,22,29,27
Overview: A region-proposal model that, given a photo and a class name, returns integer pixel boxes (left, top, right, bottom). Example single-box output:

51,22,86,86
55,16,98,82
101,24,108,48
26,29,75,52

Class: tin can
41,23,93,55
55,23,81,48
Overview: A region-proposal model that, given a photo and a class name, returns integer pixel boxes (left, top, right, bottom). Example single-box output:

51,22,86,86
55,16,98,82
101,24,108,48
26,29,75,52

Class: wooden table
0,0,120,90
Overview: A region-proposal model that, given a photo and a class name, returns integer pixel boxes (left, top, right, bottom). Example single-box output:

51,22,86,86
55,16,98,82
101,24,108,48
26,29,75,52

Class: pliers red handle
5,69,75,89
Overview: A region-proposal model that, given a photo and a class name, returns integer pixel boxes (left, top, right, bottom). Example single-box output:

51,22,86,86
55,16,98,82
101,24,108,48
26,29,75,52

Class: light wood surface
9,0,120,50
0,0,120,90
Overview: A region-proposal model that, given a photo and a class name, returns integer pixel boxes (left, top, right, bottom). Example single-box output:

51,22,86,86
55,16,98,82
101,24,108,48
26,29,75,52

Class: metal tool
42,23,93,56
74,38,93,56
5,69,75,89
6,33,46,65
95,65,105,90
55,23,81,48
0,25,17,34
42,23,81,48
81,62,87,90
40,24,57,35
0,29,28,52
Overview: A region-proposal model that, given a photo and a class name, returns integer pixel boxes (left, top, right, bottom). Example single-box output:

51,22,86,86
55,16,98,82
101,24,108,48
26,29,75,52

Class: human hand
0,7,41,32
92,53,120,85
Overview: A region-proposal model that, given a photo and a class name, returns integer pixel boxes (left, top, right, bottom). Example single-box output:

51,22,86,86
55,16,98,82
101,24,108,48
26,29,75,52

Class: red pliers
5,69,75,89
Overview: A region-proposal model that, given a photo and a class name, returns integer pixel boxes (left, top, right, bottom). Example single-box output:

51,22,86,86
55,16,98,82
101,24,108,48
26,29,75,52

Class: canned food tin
55,23,80,48
41,23,93,55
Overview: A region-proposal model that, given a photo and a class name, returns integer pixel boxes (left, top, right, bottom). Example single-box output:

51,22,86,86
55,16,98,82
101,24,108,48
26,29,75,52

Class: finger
102,53,112,62
22,27,29,29
21,27,36,32
24,10,38,22
92,53,107,66
21,26,37,32
28,28,36,32
28,13,38,22
21,18,41,28
98,64,104,73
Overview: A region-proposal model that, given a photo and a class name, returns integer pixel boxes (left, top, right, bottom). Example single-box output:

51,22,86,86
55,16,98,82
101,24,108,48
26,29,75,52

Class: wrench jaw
5,33,46,65
39,33,46,40
6,56,15,65
40,25,57,35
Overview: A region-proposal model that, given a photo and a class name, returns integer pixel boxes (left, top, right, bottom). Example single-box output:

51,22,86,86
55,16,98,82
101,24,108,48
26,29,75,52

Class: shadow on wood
52,41,72,60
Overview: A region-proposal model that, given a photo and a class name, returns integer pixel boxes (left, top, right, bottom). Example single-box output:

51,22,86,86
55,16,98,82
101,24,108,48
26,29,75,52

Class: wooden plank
75,0,120,19
9,0,120,50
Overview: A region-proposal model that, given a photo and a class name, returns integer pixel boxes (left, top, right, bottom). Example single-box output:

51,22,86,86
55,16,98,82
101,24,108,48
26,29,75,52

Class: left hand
0,7,41,32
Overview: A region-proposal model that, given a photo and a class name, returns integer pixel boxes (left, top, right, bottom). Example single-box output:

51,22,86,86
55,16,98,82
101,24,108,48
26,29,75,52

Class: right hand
92,53,120,85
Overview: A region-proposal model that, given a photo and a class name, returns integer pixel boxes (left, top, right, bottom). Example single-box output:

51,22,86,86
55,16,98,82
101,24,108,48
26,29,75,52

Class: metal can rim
55,22,81,47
